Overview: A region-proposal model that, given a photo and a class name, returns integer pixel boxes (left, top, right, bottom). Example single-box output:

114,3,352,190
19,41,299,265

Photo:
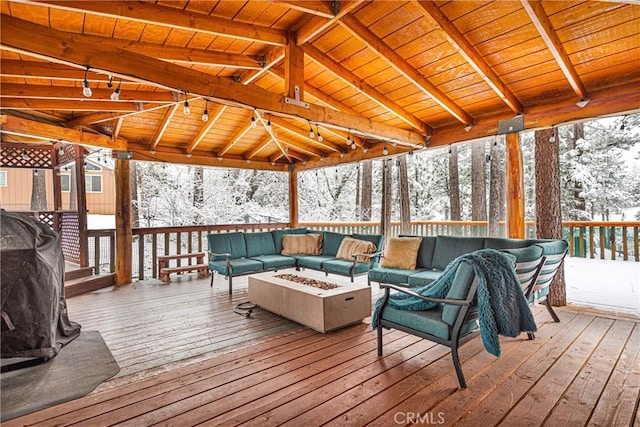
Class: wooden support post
288,168,299,228
505,133,525,238
380,159,392,238
115,158,132,285
284,37,305,102
52,145,63,232
74,145,89,266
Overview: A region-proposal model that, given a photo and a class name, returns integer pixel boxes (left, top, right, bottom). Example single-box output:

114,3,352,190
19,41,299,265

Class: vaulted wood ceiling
1,0,639,171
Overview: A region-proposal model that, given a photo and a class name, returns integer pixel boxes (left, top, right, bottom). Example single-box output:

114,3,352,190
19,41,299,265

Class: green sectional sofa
207,228,384,294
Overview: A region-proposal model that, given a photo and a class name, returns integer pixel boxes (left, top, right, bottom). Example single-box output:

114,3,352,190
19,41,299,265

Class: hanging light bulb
110,79,121,101
202,100,209,122
82,67,92,97
107,75,114,89
308,121,315,139
351,142,356,150
21,148,29,160
346,133,351,146
316,125,323,142
383,146,389,155
34,169,39,176
266,114,272,130
183,93,190,115
58,146,64,156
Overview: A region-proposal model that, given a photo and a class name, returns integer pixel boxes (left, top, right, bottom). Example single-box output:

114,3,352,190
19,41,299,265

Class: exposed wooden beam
65,102,173,127
255,111,291,162
29,0,288,46
270,149,307,163
0,15,427,147
505,133,525,238
186,105,227,153
285,41,305,101
520,0,588,101
279,138,326,158
0,83,175,103
218,121,254,156
293,139,407,171
340,14,474,125
272,1,335,18
236,47,286,86
414,1,523,114
304,44,431,135
246,135,274,159
270,116,340,153
296,1,364,45
0,60,113,82
0,114,127,150
112,117,123,140
151,104,179,149
0,99,140,111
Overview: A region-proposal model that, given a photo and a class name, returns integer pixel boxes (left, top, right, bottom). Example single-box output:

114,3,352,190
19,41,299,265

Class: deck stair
64,267,114,298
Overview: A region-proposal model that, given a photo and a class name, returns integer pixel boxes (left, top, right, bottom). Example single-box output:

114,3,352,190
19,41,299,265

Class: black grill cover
1,210,80,359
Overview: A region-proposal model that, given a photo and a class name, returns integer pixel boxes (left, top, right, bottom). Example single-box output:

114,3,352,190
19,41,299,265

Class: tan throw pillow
281,233,323,255
336,237,377,262
380,237,422,270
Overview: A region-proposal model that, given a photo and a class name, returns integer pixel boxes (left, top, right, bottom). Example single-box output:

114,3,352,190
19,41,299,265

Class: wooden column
74,145,89,266
380,159,392,238
115,158,132,285
52,145,63,232
505,132,525,238
284,38,305,101
288,168,299,228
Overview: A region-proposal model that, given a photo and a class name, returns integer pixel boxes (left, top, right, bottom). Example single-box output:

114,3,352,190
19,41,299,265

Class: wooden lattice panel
60,211,81,263
37,211,56,230
0,145,52,168
57,144,75,165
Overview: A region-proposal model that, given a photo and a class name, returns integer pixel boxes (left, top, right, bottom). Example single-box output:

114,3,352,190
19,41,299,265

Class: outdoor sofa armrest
208,251,231,261
379,283,471,306
351,250,383,265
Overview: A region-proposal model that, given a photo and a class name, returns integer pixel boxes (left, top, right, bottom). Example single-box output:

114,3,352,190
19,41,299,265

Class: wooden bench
158,252,209,283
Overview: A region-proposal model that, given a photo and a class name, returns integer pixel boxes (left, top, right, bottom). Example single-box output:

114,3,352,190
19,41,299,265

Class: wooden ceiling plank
246,135,274,159
414,1,523,114
0,114,127,150
29,0,288,46
186,105,227,153
304,44,431,135
520,0,588,101
279,138,325,158
0,15,428,147
218,121,254,156
339,14,474,125
151,104,179,149
0,83,176,103
269,116,339,152
0,98,140,111
295,1,365,45
272,1,335,19
65,102,175,127
255,110,292,162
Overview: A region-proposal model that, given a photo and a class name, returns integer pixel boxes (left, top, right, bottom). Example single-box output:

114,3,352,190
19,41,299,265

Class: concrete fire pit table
248,272,372,333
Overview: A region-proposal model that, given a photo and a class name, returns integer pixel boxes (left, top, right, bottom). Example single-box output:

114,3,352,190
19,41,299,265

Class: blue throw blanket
371,248,537,357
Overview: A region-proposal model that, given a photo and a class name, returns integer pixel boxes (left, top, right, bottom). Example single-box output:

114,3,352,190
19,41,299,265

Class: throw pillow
281,233,323,255
336,237,377,262
380,237,422,270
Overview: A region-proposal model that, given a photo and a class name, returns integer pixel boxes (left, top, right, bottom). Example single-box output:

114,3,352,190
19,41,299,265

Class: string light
266,114,272,130
346,130,352,146
21,148,29,160
82,66,92,98
58,146,64,156
308,121,315,139
316,124,323,142
383,146,389,155
110,79,122,101
250,108,257,128
183,92,190,115
107,75,114,88
202,100,209,122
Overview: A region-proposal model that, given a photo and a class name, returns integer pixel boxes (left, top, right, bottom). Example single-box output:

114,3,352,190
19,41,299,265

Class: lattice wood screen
0,145,53,168
60,211,81,263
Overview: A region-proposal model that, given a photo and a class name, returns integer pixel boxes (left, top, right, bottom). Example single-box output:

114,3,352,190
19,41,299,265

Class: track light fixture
316,125,323,142
82,66,92,98
110,79,122,101
202,100,209,122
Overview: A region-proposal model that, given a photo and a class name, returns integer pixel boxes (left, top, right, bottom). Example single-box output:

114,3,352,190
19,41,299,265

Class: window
0,171,6,187
85,162,101,172
61,174,71,192
85,175,102,193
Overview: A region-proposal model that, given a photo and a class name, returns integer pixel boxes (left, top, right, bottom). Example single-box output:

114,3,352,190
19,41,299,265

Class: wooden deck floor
5,269,640,426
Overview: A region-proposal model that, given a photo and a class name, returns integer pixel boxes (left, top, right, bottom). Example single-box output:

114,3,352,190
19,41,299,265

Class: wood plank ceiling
1,0,639,171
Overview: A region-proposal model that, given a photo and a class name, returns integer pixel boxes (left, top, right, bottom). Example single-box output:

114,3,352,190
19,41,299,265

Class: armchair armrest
380,283,471,306
208,251,231,261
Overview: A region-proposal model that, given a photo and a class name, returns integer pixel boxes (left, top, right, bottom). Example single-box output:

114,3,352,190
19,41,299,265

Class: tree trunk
69,164,77,210
471,139,487,221
361,160,372,221
448,145,461,221
568,123,586,218
30,169,48,211
192,166,204,225
535,128,566,306
488,138,504,236
397,155,411,234
355,163,361,220
130,162,140,227
380,159,392,238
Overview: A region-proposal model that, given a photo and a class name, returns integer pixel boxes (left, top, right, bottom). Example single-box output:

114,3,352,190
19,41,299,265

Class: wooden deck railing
82,220,639,280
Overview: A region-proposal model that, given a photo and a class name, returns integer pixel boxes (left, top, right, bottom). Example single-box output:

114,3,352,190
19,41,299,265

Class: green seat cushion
272,228,308,254
381,306,479,341
297,255,336,270
484,237,532,250
500,245,543,264
208,257,263,276
322,231,346,257
407,269,443,287
369,267,425,285
531,239,568,256
321,259,371,276
248,254,296,270
432,236,485,270
400,235,437,269
245,232,277,257
207,232,247,260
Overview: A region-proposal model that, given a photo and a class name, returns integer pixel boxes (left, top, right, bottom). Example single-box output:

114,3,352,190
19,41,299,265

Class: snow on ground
87,214,115,229
565,257,640,316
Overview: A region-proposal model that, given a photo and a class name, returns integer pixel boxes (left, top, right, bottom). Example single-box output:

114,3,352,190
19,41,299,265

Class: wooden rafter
295,1,365,45
246,135,274,160
0,83,176,103
520,0,588,101
414,1,523,114
272,1,335,19
304,44,431,135
151,104,179,150
112,117,123,140
278,138,326,158
186,105,227,154
270,116,340,153
0,114,127,150
340,14,474,125
237,47,286,86
29,0,288,46
270,149,307,163
285,41,305,100
0,15,428,147
66,103,173,127
1,99,141,111
218,121,254,157
255,112,292,163
0,60,113,82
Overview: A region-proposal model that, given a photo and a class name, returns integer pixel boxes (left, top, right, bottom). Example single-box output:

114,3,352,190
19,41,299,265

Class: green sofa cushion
407,269,442,287
442,262,477,326
207,232,247,260
271,228,308,254
431,236,485,270
297,255,336,270
501,245,543,264
381,305,479,341
245,231,277,257
321,259,371,276
400,235,437,269
322,231,346,257
208,257,263,276
484,237,532,250
248,254,296,270
532,239,569,256
369,267,424,285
